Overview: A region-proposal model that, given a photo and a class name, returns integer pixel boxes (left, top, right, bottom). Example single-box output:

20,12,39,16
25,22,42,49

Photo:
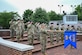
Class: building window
66,16,77,21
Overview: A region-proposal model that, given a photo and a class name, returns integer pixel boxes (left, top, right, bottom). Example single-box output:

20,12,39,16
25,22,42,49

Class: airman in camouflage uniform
15,19,22,42
39,23,50,55
55,23,60,43
35,22,40,41
9,19,16,40
60,24,64,42
49,23,54,45
20,20,25,39
27,21,35,45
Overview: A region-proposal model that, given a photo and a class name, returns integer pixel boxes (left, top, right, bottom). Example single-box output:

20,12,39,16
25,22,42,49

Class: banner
64,31,77,48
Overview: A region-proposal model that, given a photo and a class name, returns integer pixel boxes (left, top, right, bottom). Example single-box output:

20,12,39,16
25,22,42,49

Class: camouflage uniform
49,24,54,45
60,31,64,42
55,23,60,43
55,31,61,43
15,19,22,42
9,19,16,39
35,22,40,41
39,23,48,55
20,20,25,38
60,24,64,42
27,22,35,45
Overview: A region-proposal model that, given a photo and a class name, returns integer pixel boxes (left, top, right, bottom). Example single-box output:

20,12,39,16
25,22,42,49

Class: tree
33,8,49,23
48,11,57,21
23,9,33,22
0,11,17,29
75,5,82,20
48,11,62,21
56,14,63,20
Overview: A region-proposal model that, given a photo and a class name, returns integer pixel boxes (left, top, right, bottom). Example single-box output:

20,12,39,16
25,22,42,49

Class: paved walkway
33,41,82,55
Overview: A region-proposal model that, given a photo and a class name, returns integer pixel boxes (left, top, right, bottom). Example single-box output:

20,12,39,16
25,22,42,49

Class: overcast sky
0,0,82,16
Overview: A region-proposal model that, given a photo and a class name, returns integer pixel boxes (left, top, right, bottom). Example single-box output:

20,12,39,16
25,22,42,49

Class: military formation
9,15,82,55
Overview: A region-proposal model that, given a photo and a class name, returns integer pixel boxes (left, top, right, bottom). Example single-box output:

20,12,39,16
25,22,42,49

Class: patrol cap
51,23,53,24
57,23,59,25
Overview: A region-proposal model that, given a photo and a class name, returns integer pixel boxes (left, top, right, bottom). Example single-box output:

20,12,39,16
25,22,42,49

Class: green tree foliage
57,14,63,20
23,9,33,22
23,8,63,23
0,11,17,29
48,11,62,21
48,11,57,21
75,5,82,20
33,8,49,23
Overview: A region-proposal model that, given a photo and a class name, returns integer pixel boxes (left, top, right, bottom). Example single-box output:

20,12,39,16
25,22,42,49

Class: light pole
71,5,76,12
58,5,63,14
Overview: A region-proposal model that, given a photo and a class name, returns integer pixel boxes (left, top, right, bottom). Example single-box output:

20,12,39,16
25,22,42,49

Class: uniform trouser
50,33,54,45
36,32,40,41
21,30,24,38
40,34,47,54
60,33,64,42
16,30,22,42
10,29,15,37
55,32,61,43
28,34,34,45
